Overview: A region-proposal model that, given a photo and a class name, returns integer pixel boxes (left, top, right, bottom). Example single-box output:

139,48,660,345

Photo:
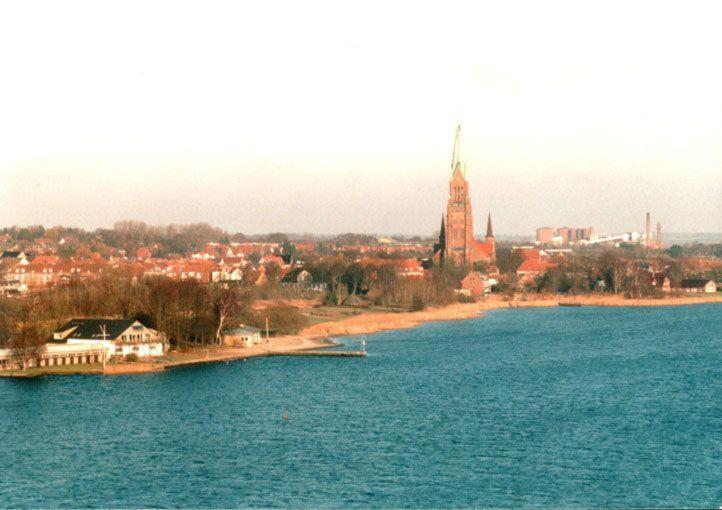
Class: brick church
435,125,495,268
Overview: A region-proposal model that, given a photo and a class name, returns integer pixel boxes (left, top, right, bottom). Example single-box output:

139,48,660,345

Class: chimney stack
645,212,651,248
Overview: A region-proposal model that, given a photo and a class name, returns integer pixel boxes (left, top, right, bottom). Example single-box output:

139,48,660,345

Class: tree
281,240,297,263
667,245,684,259
212,286,247,345
251,306,308,335
341,262,365,296
264,262,282,284
9,299,47,370
599,251,626,294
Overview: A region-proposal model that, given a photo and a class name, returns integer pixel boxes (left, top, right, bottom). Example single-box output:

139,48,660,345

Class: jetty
275,350,366,357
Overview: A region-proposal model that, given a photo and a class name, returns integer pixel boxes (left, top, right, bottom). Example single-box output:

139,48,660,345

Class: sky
1,0,721,236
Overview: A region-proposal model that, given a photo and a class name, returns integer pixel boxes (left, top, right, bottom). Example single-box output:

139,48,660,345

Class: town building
394,258,426,279
536,226,595,246
516,259,558,287
460,271,497,297
280,268,327,291
52,319,164,358
435,125,495,268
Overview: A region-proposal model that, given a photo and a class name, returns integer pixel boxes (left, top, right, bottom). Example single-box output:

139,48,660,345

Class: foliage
249,306,308,335
667,245,684,258
411,294,426,311
7,298,48,370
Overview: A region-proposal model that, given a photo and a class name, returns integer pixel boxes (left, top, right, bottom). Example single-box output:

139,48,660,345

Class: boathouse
0,343,107,371
52,319,164,358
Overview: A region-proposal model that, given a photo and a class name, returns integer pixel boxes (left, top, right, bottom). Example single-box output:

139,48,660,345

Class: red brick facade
439,126,495,268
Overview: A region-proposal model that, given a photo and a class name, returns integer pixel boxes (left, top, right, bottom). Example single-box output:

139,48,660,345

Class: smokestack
645,212,651,248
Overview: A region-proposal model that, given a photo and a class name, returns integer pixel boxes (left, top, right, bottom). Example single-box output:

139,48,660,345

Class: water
1,305,721,508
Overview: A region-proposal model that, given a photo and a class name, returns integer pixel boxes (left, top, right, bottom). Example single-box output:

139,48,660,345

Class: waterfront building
223,326,262,347
436,125,495,268
677,278,717,293
52,319,164,358
0,342,107,371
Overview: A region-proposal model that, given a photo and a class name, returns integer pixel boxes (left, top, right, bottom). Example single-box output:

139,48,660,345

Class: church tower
444,125,475,267
485,212,496,263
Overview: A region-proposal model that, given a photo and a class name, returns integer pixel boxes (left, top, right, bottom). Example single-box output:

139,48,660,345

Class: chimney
645,212,651,248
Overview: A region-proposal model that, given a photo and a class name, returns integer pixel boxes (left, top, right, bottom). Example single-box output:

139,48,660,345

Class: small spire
486,212,494,238
450,124,461,176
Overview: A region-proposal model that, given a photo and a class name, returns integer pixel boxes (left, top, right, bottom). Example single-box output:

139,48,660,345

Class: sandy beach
299,293,722,340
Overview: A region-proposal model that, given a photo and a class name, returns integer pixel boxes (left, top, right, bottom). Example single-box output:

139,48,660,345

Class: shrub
457,293,476,303
250,305,309,335
125,353,139,362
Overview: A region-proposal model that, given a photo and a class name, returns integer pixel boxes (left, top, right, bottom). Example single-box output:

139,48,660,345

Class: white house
677,279,717,293
53,318,164,358
223,326,263,347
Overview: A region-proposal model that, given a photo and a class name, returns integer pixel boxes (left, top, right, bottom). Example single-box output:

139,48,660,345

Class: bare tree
10,298,47,371
213,287,242,345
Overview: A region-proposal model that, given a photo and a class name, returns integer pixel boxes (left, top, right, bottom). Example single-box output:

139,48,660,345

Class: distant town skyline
1,1,720,235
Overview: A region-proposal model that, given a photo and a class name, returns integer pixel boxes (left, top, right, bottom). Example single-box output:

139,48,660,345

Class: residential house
517,259,557,287
460,271,496,297
280,268,327,292
651,272,671,292
394,258,425,279
677,279,717,293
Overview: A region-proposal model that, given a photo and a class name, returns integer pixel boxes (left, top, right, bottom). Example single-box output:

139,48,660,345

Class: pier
276,350,366,357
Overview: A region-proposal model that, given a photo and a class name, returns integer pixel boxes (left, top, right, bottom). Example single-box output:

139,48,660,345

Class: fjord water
2,305,721,508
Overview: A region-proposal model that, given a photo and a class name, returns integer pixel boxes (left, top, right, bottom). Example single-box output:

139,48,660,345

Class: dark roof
227,326,261,335
679,278,713,288
652,273,668,286
281,267,306,282
281,267,320,283
55,318,139,341
1,251,21,259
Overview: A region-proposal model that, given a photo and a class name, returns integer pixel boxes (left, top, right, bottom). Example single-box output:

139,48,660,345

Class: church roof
474,240,494,258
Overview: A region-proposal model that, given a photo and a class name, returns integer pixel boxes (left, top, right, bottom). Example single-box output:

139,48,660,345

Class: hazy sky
1,1,720,236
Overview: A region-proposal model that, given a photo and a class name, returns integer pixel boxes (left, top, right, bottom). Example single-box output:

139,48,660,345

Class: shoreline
2,294,720,378
299,293,722,340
